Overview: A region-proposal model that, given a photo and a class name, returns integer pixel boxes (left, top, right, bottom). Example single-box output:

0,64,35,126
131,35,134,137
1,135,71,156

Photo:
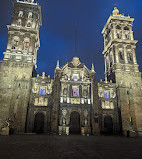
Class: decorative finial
112,7,119,15
72,57,80,67
105,76,108,83
91,63,95,72
56,60,60,69
42,72,45,78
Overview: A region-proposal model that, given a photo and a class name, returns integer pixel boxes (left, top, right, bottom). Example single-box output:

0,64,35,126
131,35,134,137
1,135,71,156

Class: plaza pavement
0,135,142,159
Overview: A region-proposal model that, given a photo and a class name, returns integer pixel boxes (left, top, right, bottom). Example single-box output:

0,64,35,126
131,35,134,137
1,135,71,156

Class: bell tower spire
102,8,142,136
0,0,42,133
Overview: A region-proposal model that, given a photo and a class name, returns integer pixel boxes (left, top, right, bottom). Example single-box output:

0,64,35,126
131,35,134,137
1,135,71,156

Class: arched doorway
70,111,80,134
34,113,44,134
104,116,113,134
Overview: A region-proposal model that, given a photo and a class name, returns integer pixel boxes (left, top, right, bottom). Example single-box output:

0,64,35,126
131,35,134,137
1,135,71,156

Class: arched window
124,26,129,31
23,38,30,51
18,11,23,17
117,32,121,39
127,52,133,62
116,25,121,30
125,34,129,40
109,54,113,67
28,12,33,18
119,51,124,60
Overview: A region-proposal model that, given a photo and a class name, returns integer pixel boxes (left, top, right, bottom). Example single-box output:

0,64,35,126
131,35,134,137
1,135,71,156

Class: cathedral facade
0,0,142,136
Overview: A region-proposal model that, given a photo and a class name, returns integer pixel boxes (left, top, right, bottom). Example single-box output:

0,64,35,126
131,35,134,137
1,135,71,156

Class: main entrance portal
70,111,80,134
104,116,113,134
34,113,44,134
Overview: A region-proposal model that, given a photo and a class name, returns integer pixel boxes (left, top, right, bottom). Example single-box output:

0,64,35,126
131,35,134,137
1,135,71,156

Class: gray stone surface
0,135,142,159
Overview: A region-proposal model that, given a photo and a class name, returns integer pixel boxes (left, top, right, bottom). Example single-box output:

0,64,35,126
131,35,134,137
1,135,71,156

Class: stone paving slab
0,135,142,159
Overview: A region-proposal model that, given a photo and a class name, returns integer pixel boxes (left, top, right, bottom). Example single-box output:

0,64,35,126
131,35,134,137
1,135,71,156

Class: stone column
29,34,35,54
121,25,125,40
110,48,114,64
104,56,107,80
129,26,134,40
103,34,106,48
124,45,128,64
132,46,137,64
113,23,117,39
19,32,24,52
115,44,119,63
6,31,14,51
105,56,107,73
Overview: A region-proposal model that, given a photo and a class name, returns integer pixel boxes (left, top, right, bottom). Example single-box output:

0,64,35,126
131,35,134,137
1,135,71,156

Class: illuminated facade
0,1,142,136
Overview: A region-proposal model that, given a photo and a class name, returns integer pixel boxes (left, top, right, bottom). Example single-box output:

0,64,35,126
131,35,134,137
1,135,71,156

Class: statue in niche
99,91,102,97
84,119,88,126
12,39,19,50
33,88,37,93
83,89,88,97
17,19,22,26
127,52,133,62
24,39,30,51
63,88,67,95
62,118,66,125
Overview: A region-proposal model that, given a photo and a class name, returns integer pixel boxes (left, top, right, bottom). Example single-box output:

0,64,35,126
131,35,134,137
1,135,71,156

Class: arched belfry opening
104,116,113,134
33,113,45,134
70,111,80,134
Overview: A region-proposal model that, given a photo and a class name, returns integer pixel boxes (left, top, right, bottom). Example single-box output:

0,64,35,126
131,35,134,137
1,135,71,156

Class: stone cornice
102,15,134,34
102,39,138,54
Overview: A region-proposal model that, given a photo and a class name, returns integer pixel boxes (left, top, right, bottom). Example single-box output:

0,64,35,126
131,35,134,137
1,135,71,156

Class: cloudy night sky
0,0,142,80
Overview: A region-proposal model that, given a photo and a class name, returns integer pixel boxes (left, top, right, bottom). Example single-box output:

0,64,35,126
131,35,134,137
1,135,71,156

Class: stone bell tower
0,0,42,133
102,7,142,136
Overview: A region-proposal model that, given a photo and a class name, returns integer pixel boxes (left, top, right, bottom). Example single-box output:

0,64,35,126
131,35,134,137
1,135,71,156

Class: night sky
0,0,142,80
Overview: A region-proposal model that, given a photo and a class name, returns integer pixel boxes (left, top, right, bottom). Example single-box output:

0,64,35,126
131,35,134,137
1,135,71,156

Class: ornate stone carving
84,110,88,118
72,57,81,67
71,98,80,104
62,109,67,116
